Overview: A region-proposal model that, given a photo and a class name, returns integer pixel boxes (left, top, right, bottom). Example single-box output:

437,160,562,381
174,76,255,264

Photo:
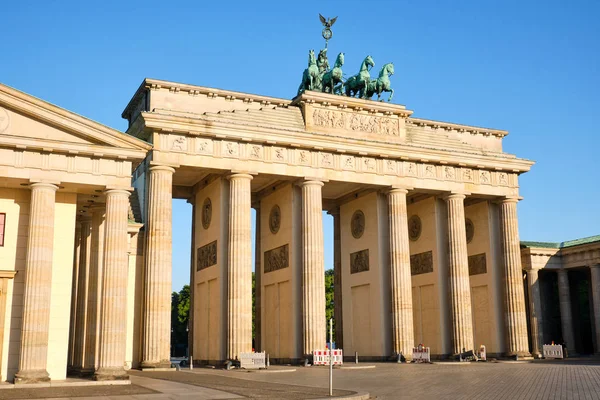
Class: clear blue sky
2,1,598,291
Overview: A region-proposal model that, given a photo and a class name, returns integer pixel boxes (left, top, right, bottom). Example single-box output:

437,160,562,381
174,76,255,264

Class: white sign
240,352,266,369
543,344,563,359
412,345,430,363
313,349,343,365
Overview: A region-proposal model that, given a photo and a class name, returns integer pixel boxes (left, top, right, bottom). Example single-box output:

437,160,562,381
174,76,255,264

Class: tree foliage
171,284,190,357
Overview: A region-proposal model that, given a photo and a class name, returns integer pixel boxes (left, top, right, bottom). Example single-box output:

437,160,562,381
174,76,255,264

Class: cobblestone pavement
193,360,600,399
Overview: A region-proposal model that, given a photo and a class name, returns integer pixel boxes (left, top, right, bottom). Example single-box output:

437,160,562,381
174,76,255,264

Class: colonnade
526,264,600,357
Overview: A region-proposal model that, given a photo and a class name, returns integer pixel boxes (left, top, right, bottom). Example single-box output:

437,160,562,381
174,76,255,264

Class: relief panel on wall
264,244,289,273
197,241,217,271
350,249,369,274
468,253,487,276
410,251,433,275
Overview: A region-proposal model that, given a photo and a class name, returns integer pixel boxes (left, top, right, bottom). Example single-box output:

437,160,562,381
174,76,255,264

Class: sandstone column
94,189,131,380
142,165,175,368
557,269,576,354
15,182,58,383
445,193,474,355
253,202,262,352
68,222,82,368
499,198,530,357
227,173,253,360
188,197,196,361
72,217,91,371
526,269,544,357
388,188,414,360
301,180,325,356
83,206,105,374
328,207,343,350
590,265,600,354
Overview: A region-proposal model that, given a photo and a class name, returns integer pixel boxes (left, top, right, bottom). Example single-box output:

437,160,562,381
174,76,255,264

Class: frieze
350,249,370,274
468,253,487,275
320,152,333,168
410,251,433,275
197,240,217,271
197,139,213,154
297,149,311,165
273,147,287,162
311,108,399,136
223,141,239,157
250,144,263,159
342,155,355,170
170,135,188,151
264,244,289,273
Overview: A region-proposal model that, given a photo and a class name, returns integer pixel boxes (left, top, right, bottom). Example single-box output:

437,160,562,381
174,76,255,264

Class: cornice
0,82,152,157
122,78,291,120
141,112,534,173
0,270,17,279
407,117,508,138
291,90,413,118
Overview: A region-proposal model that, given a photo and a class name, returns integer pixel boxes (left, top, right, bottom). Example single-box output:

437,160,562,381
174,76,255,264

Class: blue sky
2,1,598,291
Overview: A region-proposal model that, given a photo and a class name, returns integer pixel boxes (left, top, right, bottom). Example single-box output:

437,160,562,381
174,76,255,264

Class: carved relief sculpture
465,218,474,244
264,244,289,273
202,198,212,229
468,253,487,275
408,215,422,241
350,249,369,274
351,210,365,239
410,251,433,275
269,205,281,234
197,241,217,271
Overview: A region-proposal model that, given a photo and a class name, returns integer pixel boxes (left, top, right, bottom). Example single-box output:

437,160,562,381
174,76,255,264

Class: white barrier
313,349,343,365
478,345,487,361
412,345,430,363
543,344,564,359
240,352,266,369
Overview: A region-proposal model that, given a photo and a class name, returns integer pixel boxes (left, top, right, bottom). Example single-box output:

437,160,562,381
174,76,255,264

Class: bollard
175,364,181,371
267,353,270,368
397,353,402,363
189,356,193,370
225,360,233,370
355,351,358,364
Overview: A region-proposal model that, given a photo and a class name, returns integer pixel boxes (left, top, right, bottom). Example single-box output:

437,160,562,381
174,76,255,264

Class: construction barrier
543,344,564,359
412,345,430,363
313,349,344,365
240,352,266,369
478,345,487,361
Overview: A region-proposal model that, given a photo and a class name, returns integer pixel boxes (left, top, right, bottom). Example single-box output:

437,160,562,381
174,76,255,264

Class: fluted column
94,189,131,380
590,265,600,354
188,197,196,360
142,165,175,368
15,182,58,383
328,207,343,350
557,269,576,355
227,173,253,360
526,269,544,357
445,193,474,355
72,217,91,371
388,188,414,360
83,207,105,373
68,222,82,368
301,180,325,356
253,202,262,352
499,198,530,357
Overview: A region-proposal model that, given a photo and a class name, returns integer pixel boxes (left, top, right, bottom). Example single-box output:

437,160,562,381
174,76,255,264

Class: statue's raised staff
344,55,375,99
297,49,319,95
365,62,395,102
322,52,344,94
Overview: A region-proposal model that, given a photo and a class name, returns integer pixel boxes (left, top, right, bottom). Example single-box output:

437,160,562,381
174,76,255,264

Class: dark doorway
539,270,562,345
569,269,594,354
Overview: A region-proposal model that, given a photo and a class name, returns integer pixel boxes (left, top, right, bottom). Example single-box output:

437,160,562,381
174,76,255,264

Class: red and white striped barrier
412,345,430,363
313,349,343,365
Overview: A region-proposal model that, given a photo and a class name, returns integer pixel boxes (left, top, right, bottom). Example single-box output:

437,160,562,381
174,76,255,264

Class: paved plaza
2,359,600,399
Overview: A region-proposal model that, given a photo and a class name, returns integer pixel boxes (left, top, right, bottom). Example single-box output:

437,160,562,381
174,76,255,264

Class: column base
14,369,50,384
93,367,129,381
504,351,532,360
140,360,172,369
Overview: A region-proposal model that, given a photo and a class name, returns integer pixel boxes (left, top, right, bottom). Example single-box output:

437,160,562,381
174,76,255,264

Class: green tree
171,284,190,357
325,269,335,343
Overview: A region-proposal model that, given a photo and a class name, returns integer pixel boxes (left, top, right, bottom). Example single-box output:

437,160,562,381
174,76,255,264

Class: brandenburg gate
123,75,533,364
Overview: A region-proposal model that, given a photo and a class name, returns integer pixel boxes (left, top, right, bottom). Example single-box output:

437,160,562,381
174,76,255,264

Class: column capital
227,173,254,181
104,189,131,198
444,192,467,201
149,164,176,174
495,196,522,204
386,186,410,195
29,182,59,192
299,179,325,187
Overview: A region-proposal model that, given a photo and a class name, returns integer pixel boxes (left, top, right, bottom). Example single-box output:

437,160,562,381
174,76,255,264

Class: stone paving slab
129,370,357,399
0,383,156,399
